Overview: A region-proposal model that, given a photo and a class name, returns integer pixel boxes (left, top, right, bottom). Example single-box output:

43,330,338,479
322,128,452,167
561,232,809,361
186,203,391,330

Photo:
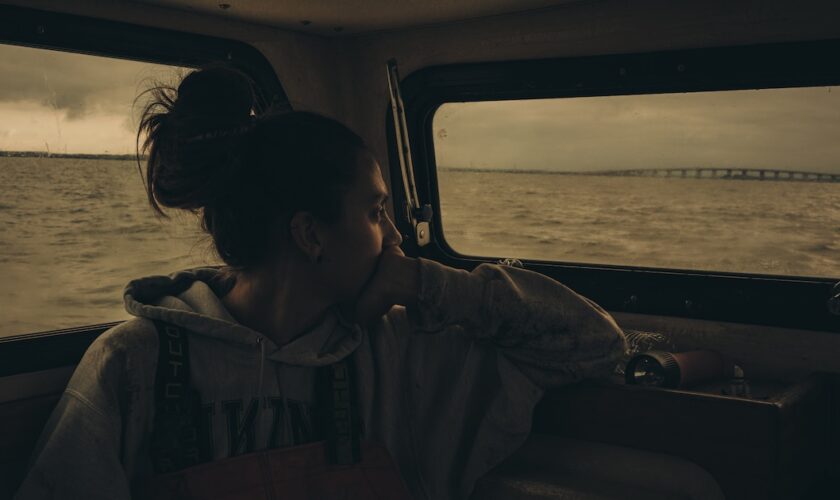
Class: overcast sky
0,44,184,154
2,43,839,173
434,86,840,173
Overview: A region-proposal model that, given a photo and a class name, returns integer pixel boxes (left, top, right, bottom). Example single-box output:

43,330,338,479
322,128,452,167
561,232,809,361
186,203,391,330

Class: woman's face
317,151,403,301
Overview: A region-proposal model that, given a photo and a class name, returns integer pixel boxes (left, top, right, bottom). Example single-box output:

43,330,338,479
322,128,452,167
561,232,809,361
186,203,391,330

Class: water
0,157,217,337
438,169,840,276
2,159,840,338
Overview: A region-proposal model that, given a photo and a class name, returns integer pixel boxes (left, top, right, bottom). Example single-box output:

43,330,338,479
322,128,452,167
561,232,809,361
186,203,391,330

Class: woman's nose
384,212,403,247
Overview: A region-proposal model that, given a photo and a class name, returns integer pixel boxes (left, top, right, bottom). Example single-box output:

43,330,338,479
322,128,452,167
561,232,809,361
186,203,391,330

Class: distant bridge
588,167,840,182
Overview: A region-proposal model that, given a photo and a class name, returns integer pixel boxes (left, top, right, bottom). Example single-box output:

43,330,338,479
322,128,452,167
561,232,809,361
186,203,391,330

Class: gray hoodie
15,258,627,500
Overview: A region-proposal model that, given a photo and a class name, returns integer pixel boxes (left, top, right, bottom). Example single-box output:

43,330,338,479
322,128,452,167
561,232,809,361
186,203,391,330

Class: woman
15,68,627,499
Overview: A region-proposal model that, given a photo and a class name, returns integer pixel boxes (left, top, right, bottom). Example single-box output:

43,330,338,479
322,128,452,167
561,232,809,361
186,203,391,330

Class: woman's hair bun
138,66,257,216
174,66,255,133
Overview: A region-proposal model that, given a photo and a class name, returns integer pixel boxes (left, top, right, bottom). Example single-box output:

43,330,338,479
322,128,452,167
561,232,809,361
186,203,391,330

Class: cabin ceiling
135,0,584,35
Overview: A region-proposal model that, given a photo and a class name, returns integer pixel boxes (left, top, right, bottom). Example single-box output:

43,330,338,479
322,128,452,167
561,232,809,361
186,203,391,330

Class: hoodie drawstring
256,337,265,400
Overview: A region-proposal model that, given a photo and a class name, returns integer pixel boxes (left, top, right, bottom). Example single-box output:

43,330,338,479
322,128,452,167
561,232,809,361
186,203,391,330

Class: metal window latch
387,59,433,247
828,282,840,316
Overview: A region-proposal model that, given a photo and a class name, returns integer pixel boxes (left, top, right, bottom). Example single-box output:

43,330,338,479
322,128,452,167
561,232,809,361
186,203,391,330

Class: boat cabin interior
1,0,839,498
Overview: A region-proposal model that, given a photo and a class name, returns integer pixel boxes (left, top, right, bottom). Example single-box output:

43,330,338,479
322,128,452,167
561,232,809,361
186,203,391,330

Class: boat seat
0,366,73,498
472,434,725,500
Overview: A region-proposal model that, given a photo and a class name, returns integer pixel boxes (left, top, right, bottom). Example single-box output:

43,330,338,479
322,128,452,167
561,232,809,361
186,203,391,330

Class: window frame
391,38,840,334
0,4,286,375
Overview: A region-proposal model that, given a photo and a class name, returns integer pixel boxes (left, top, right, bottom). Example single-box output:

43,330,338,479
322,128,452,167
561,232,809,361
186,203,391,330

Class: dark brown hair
137,67,366,270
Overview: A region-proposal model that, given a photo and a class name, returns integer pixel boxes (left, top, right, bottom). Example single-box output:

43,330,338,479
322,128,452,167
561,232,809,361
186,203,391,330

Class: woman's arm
358,250,627,499
357,248,627,387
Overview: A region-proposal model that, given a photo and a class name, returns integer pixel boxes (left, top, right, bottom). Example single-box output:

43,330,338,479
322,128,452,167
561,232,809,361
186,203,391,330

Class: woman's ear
289,212,323,263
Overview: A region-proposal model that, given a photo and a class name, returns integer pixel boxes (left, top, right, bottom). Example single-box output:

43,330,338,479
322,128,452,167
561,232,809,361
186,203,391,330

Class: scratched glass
433,87,840,278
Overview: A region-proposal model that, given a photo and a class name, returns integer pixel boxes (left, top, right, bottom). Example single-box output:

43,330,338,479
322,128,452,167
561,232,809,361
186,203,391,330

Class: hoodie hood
123,266,363,367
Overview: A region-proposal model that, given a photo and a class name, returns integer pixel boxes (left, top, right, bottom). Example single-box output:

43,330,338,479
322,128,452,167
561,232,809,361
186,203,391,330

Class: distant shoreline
441,167,569,175
440,166,840,182
0,151,143,161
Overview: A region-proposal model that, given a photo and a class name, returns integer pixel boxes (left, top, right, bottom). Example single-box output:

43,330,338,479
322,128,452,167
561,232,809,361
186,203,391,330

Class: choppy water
2,159,840,338
438,169,840,276
0,157,217,337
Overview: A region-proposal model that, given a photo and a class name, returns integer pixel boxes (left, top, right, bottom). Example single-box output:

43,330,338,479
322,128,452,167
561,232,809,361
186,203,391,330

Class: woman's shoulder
62,318,160,416
79,317,160,374
95,317,159,351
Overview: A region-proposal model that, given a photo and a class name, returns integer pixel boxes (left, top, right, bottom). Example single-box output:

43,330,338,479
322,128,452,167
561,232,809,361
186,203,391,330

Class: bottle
625,350,733,389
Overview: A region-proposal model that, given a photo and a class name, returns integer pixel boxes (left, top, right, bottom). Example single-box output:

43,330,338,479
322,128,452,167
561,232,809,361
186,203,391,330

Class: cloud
0,43,188,153
0,44,184,120
433,86,840,173
0,100,148,154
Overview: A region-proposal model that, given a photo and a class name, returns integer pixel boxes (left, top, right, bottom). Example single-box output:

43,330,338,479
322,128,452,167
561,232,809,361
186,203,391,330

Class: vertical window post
386,59,432,246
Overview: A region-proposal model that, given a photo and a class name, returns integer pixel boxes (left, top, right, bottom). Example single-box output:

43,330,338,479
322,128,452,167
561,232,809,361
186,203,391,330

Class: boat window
0,43,219,338
433,86,840,279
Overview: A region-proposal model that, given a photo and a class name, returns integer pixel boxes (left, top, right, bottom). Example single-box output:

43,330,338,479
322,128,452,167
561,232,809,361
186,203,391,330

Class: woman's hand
353,246,420,325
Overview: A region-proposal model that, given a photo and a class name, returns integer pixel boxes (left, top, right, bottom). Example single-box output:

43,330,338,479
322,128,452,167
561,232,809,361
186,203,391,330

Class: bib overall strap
150,320,205,473
324,358,362,465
